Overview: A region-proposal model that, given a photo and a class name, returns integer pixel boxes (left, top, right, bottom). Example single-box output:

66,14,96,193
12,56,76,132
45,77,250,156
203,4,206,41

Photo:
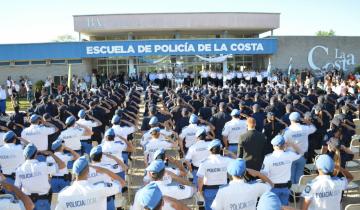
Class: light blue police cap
3,131,16,143
153,149,165,160
65,116,76,125
149,127,161,134
289,112,301,122
189,114,198,124
149,116,159,125
196,128,206,137
78,109,86,118
257,192,282,210
146,160,165,173
315,154,335,173
73,156,89,176
51,139,63,151
30,114,40,123
139,182,163,210
105,128,115,137
231,109,241,116
23,144,37,159
111,115,121,124
271,135,285,146
90,145,102,157
227,158,246,176
208,139,222,150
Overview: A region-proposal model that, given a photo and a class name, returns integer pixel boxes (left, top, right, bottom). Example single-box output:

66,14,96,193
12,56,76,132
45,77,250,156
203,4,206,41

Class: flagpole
67,64,72,90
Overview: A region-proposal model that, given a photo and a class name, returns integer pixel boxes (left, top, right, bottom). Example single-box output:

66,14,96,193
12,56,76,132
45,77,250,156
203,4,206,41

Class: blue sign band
0,38,277,61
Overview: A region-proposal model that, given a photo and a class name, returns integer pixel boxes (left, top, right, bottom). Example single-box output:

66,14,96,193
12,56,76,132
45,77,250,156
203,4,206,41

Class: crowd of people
0,68,359,210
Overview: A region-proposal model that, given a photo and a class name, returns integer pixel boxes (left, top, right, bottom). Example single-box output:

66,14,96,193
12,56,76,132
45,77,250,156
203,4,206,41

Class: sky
0,0,359,44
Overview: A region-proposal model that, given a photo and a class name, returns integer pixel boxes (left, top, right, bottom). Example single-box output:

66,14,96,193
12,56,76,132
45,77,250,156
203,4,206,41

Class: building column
128,32,136,76
222,31,229,83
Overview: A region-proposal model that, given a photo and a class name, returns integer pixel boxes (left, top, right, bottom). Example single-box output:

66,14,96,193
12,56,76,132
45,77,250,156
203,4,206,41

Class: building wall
271,36,360,72
0,59,93,83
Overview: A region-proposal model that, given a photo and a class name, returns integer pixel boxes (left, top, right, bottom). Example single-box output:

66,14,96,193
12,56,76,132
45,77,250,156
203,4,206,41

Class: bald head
247,117,256,130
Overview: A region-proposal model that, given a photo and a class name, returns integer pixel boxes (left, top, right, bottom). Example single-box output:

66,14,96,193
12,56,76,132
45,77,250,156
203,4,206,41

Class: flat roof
74,12,280,36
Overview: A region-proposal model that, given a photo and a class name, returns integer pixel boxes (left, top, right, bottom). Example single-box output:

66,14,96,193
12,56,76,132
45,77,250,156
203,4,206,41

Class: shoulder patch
178,184,185,190
304,185,311,193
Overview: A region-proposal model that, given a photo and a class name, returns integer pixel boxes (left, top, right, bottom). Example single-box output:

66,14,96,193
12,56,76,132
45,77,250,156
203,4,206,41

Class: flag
267,57,272,75
67,64,72,89
287,57,293,76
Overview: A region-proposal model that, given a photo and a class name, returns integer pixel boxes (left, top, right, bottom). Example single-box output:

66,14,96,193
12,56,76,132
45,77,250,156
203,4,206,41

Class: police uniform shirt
261,150,301,184
15,159,56,195
210,72,217,79
158,73,165,80
140,130,167,147
88,162,113,184
301,175,348,210
21,125,56,151
154,180,194,200
0,143,25,175
222,119,248,144
226,72,234,81
101,139,126,173
185,140,211,167
236,72,243,79
180,124,210,148
166,72,173,79
0,194,25,210
77,119,97,140
283,124,316,155
197,155,233,186
256,73,263,83
216,73,223,80
58,127,85,151
112,125,136,140
55,180,120,210
200,71,209,78
144,139,174,163
46,152,73,176
211,179,271,210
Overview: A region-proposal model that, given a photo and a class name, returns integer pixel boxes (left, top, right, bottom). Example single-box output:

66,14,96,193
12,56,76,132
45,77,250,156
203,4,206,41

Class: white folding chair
290,174,317,208
345,204,360,210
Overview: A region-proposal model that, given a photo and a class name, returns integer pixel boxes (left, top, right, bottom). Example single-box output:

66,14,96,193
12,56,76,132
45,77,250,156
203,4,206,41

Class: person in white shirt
55,156,121,210
0,177,35,210
140,116,174,148
197,139,234,210
15,144,64,210
222,109,248,154
0,131,27,185
301,154,353,210
184,128,211,187
88,146,127,210
179,114,210,154
211,158,272,210
76,109,102,154
58,116,93,168
0,85,7,115
21,114,58,161
144,127,176,167
200,70,209,85
283,112,316,184
47,139,80,193
261,135,302,205
101,128,134,179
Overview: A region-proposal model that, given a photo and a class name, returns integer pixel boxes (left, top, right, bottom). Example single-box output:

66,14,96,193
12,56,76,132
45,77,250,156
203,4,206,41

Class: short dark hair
149,169,165,181
91,153,102,162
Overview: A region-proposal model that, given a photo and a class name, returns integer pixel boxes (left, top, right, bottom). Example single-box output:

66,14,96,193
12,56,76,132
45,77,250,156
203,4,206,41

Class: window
14,61,30,65
0,61,10,66
67,59,82,64
50,60,66,64
31,60,46,65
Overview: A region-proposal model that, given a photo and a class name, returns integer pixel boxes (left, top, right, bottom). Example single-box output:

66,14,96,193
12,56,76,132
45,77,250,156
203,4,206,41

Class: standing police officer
261,135,302,205
222,109,247,154
211,158,272,210
301,154,353,210
197,139,233,210
15,144,65,210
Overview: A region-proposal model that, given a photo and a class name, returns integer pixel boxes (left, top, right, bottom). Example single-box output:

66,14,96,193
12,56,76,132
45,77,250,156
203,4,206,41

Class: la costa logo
308,45,355,71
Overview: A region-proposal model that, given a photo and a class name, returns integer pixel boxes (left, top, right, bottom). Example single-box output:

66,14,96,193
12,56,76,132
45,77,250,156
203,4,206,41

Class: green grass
6,98,30,112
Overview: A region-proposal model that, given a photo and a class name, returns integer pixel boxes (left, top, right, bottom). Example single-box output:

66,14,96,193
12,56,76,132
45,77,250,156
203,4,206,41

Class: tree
315,29,336,36
53,34,77,42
